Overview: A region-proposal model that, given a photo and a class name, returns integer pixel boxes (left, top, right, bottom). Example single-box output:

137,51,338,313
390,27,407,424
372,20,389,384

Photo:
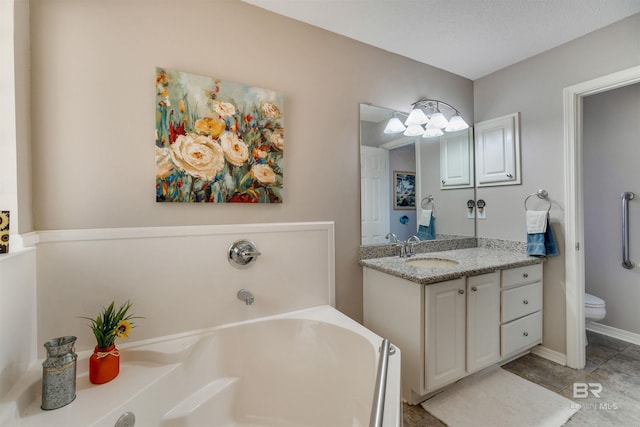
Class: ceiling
242,0,640,81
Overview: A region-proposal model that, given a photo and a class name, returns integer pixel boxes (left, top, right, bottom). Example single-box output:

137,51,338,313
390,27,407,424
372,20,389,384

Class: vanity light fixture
390,99,469,137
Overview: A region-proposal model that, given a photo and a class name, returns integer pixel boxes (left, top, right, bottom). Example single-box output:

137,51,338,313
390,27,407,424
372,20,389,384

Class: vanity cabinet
424,272,500,393
363,262,543,405
500,264,543,356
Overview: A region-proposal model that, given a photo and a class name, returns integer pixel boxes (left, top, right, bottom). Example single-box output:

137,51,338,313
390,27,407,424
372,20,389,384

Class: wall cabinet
439,128,473,189
474,112,521,186
363,263,542,405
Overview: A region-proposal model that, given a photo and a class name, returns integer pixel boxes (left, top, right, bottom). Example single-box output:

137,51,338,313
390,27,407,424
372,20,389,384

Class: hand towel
526,215,558,257
419,209,432,227
418,212,435,240
526,210,548,234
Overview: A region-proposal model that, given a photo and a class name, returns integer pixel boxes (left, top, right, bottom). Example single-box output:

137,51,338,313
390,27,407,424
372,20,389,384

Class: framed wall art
155,67,284,203
394,171,416,210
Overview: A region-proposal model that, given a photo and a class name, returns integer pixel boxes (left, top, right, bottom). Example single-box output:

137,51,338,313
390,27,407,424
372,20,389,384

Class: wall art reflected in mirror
360,103,475,245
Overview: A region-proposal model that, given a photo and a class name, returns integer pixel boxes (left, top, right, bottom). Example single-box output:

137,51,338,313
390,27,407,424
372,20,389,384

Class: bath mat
421,365,579,427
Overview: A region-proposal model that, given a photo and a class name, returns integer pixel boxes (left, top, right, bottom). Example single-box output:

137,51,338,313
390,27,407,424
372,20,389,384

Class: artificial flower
115,320,132,338
81,301,140,349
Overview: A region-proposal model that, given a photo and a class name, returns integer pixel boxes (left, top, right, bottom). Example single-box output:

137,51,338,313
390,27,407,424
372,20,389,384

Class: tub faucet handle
237,289,255,306
228,240,261,269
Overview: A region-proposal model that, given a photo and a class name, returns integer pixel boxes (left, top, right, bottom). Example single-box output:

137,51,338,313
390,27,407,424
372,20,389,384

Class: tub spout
237,289,255,305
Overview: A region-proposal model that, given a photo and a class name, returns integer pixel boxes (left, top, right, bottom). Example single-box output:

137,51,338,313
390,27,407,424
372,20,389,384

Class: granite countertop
359,247,544,285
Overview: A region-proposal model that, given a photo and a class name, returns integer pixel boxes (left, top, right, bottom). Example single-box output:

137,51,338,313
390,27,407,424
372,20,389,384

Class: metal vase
42,336,77,410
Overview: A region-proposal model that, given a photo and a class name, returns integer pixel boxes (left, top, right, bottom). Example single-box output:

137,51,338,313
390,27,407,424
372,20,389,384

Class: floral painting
155,67,284,203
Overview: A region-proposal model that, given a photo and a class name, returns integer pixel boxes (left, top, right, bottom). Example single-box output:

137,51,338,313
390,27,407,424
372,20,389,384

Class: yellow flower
195,117,225,137
115,320,132,338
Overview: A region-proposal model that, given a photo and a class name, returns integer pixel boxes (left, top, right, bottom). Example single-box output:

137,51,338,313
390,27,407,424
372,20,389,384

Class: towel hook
524,189,551,212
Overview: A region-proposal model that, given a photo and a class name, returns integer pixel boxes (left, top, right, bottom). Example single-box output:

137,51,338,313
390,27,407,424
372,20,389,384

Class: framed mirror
360,104,475,245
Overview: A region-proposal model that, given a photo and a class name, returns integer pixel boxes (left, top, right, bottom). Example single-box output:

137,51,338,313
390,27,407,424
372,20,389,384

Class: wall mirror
360,103,475,245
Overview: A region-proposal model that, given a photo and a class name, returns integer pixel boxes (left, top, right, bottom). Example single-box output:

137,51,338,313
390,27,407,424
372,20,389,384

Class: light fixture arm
411,99,462,116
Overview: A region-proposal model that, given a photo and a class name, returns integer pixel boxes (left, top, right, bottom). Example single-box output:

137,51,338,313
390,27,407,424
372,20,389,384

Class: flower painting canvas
155,67,284,203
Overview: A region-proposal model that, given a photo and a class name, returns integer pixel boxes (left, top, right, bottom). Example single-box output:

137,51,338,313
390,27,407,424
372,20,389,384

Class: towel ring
421,195,434,210
524,189,551,212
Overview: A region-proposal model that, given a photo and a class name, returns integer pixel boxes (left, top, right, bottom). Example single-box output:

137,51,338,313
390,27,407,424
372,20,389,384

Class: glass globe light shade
422,123,444,138
444,115,469,132
405,108,429,125
403,124,425,136
422,127,444,138
429,111,449,129
383,117,406,134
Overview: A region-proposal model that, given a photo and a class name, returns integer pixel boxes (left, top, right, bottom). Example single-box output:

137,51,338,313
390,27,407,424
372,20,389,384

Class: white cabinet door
440,128,473,189
467,272,500,372
424,278,466,393
475,113,520,186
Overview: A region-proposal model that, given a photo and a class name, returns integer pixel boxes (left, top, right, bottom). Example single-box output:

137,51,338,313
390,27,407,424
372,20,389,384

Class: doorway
563,65,640,369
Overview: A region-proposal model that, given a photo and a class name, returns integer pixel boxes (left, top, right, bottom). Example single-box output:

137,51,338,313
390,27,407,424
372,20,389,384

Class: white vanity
361,248,543,405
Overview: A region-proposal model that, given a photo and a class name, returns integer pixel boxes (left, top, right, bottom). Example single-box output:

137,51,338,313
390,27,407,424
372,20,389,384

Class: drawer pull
471,286,478,292
523,331,529,337
523,273,529,278
523,299,529,305
458,289,465,295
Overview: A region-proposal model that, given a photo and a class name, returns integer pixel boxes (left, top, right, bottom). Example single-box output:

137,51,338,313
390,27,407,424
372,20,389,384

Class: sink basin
405,258,459,268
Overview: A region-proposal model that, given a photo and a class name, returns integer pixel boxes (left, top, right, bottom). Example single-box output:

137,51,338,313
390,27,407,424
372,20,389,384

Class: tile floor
403,331,640,426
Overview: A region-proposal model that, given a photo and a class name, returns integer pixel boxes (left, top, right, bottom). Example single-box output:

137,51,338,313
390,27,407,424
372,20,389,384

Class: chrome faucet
385,233,398,243
237,289,255,305
406,235,420,256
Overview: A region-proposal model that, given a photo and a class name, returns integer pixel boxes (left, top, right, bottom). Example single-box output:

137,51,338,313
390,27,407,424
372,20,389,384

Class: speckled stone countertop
359,247,543,285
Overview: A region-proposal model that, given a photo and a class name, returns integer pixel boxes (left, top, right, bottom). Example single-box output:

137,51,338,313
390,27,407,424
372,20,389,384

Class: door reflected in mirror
360,104,475,245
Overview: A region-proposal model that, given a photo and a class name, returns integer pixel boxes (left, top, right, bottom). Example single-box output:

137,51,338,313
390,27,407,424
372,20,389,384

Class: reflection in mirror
360,104,475,245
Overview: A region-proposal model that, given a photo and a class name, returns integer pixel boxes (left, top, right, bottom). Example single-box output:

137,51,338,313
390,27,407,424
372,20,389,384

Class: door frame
563,65,640,369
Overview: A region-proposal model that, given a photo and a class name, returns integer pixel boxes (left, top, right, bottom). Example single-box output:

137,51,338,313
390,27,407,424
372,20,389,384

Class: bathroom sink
405,258,459,268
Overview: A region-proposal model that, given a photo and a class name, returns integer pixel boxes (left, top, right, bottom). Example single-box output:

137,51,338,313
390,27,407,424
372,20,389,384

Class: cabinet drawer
501,282,542,323
502,264,543,289
501,311,542,356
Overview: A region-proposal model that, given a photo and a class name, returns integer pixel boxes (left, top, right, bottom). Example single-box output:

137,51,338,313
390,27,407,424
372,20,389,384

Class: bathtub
0,305,401,427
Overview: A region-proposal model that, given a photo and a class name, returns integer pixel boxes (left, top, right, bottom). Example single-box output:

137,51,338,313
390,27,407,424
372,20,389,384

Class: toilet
585,293,606,344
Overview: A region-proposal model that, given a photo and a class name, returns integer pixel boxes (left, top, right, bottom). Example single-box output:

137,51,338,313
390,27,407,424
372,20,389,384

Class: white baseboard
531,345,567,366
587,322,640,346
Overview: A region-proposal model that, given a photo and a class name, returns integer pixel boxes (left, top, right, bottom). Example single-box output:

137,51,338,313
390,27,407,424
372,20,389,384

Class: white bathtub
0,306,401,427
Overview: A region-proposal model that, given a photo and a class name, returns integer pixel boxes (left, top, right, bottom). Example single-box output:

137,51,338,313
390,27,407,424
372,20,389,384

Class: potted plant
81,301,139,384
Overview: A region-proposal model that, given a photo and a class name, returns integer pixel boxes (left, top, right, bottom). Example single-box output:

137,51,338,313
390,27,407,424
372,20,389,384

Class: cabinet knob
523,273,529,278
458,289,465,295
523,299,529,305
523,331,529,337
442,179,446,185
471,286,478,292
507,173,513,178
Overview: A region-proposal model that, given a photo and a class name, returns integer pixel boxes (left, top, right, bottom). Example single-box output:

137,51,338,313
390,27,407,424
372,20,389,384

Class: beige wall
474,13,640,354
28,0,473,322
1,0,32,235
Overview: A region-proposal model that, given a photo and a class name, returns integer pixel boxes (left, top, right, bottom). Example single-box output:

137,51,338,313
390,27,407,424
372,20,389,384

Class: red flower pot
89,344,120,384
